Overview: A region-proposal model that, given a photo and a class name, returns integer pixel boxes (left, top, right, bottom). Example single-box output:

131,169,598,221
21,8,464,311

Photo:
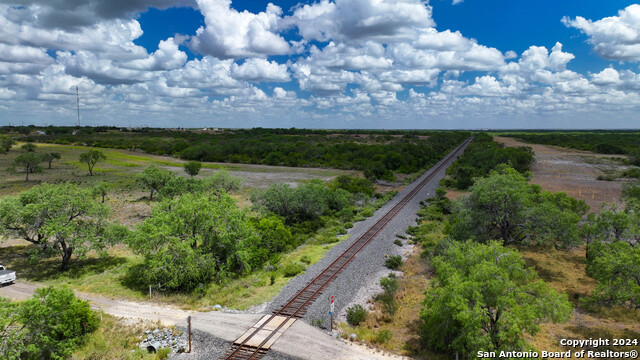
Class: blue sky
1,0,639,129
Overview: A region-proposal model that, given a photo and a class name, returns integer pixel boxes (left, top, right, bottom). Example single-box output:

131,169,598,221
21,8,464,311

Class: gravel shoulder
265,142,469,326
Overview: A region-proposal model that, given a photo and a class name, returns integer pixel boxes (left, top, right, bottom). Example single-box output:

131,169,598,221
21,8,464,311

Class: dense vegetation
583,195,640,309
0,287,99,360
450,165,588,249
1,126,470,180
500,131,640,157
125,165,382,292
442,133,533,189
421,240,572,356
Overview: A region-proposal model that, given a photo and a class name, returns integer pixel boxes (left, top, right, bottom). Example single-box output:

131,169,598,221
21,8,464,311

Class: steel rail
220,137,472,360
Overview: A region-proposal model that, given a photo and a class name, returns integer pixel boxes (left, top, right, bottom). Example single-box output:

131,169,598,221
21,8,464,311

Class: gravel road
265,141,470,326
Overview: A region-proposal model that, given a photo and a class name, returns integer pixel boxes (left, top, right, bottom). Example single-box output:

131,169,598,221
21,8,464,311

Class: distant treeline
442,133,534,189
501,131,640,155
2,126,471,180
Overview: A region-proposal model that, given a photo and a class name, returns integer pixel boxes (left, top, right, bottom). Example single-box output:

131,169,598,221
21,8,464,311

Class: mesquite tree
79,149,106,176
0,183,120,271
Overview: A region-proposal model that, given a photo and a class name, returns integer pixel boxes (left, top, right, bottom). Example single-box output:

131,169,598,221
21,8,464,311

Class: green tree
451,165,586,249
21,143,36,152
251,182,343,224
253,215,293,255
184,161,202,177
0,287,99,360
127,192,261,291
0,183,118,271
586,241,640,309
135,165,175,201
92,181,109,203
0,136,14,154
41,152,61,169
136,165,175,201
420,240,572,357
583,201,640,308
10,152,43,181
204,170,244,193
78,149,106,176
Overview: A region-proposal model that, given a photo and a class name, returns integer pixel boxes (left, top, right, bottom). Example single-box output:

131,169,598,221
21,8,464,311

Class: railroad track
218,137,473,360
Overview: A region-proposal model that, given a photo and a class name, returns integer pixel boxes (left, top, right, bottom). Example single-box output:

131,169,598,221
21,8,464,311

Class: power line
76,85,80,126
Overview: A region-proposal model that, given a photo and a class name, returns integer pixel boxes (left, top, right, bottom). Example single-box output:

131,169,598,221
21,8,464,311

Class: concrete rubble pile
139,328,188,354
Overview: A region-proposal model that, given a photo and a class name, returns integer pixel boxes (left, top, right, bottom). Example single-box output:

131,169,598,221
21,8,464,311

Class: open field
0,142,357,196
0,142,357,232
495,136,628,210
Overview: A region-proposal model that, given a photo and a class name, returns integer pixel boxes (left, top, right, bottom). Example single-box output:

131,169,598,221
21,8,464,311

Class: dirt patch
444,189,468,201
495,137,624,211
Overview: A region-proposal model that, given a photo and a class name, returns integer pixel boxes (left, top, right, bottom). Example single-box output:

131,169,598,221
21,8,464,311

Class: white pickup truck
0,265,16,285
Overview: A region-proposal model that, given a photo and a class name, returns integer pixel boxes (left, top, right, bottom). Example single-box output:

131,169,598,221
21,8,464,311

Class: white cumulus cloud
190,0,290,58
563,4,640,61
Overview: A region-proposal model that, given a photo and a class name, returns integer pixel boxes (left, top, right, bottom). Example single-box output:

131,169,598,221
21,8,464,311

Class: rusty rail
219,137,472,360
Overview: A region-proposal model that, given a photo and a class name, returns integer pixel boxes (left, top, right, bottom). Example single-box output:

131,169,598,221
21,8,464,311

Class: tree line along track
218,137,473,360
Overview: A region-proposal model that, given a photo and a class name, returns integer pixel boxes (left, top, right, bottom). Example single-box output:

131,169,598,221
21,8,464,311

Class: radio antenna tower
76,85,81,126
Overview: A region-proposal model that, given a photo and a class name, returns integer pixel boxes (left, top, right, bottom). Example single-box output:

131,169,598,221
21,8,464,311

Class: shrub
346,304,367,326
361,208,374,217
374,329,392,344
183,161,202,177
385,255,403,270
344,222,353,229
0,286,100,360
282,263,306,277
622,168,640,179
393,239,403,246
377,274,398,316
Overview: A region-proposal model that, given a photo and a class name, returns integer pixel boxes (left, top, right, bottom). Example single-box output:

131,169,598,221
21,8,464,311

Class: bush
282,263,306,277
0,286,100,360
346,304,368,326
377,274,398,316
393,239,403,246
251,182,347,224
385,255,403,270
622,168,640,179
361,208,374,217
332,175,375,196
374,329,392,344
344,222,353,229
622,183,640,200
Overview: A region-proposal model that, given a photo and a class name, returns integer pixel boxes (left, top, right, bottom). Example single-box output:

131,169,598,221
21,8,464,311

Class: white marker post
329,295,335,331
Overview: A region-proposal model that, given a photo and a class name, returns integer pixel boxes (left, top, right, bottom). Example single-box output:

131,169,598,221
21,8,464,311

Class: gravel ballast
170,328,302,360
265,141,470,327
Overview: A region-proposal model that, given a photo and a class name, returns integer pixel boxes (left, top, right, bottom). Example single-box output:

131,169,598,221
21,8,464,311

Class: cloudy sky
0,0,639,129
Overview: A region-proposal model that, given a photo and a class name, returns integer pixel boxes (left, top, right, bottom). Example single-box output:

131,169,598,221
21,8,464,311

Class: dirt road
0,281,404,360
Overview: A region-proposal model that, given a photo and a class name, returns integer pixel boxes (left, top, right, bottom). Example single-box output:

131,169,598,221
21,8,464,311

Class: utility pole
76,85,80,126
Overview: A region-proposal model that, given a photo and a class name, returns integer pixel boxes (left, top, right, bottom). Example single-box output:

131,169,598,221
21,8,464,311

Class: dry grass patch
519,246,595,301
520,245,640,355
